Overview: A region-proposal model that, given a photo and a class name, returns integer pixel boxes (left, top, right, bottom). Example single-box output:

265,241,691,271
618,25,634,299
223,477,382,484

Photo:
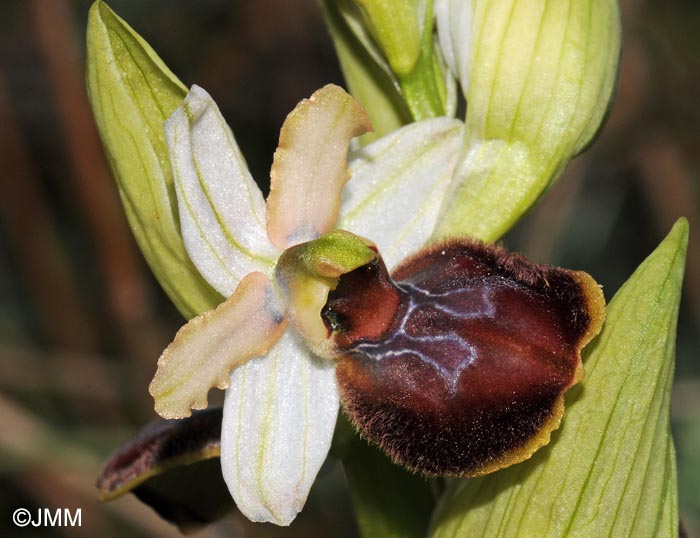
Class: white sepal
220,331,340,526
340,117,464,268
165,85,278,296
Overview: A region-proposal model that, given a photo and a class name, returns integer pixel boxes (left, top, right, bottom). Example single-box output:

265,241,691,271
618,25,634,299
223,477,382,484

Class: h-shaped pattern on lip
323,237,605,478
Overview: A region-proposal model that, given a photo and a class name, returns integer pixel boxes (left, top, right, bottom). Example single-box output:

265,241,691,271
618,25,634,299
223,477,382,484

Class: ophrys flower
149,83,464,525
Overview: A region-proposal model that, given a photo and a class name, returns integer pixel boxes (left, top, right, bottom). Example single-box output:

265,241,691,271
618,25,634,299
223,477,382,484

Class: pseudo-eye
276,231,606,477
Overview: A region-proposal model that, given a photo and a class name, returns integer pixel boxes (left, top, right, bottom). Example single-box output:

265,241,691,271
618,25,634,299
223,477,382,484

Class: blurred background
0,0,697,536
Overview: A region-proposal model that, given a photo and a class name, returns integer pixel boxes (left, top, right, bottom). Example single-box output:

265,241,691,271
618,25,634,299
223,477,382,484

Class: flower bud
352,0,422,76
434,0,621,241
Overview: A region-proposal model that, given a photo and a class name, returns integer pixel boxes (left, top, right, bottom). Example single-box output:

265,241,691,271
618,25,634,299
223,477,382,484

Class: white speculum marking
350,279,500,394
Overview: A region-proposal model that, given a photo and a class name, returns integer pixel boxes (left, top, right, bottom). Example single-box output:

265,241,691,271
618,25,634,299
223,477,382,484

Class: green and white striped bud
434,0,621,241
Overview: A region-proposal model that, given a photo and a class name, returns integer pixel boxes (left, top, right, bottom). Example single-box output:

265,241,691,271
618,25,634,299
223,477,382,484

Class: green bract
86,1,221,318
430,219,687,538
395,0,451,120
434,0,621,241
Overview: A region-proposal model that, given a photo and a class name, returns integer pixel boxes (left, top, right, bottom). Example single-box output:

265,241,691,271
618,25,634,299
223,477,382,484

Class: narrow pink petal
266,84,372,249
149,272,287,419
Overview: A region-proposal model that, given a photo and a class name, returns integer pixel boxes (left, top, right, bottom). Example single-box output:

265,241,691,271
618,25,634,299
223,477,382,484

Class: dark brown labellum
96,408,236,532
323,238,605,477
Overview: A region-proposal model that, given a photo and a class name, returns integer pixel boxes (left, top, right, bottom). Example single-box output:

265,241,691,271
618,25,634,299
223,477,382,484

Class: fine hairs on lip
325,237,605,477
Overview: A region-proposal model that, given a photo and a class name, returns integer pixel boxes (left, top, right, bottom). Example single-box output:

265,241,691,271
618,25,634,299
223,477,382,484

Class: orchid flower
149,83,463,525
88,4,684,538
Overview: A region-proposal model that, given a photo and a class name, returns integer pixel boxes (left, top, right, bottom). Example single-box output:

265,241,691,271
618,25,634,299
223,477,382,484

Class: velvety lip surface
326,238,605,477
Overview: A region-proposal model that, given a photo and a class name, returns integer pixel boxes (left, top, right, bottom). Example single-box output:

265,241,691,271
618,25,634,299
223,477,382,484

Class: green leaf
675,410,700,535
430,218,687,538
322,0,411,143
334,416,435,538
433,0,621,241
86,1,221,319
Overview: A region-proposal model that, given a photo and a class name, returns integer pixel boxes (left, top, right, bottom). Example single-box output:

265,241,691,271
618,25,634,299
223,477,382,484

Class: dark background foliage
0,0,697,536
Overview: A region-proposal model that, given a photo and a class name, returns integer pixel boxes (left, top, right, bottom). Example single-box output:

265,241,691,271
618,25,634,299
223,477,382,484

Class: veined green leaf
86,1,221,318
430,218,687,538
